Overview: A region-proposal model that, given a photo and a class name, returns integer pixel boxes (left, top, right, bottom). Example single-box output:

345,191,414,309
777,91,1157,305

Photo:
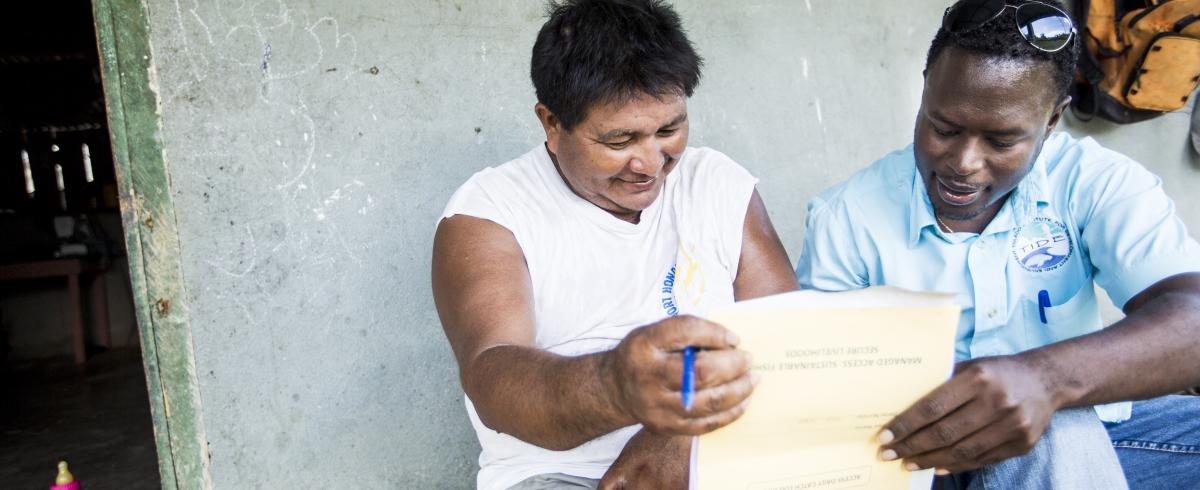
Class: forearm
464,344,634,451
600,429,691,488
1023,287,1200,409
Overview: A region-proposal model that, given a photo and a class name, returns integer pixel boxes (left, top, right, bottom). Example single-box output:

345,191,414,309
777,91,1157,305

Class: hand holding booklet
690,287,960,490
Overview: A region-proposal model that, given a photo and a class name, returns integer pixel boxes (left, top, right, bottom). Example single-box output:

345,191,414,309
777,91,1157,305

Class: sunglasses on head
942,0,1077,53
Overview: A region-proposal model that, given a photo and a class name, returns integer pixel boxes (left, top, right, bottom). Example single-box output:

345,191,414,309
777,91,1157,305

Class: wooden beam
91,0,212,488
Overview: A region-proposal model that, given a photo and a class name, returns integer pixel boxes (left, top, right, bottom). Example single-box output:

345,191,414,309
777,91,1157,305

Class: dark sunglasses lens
944,0,1007,32
1016,4,1074,51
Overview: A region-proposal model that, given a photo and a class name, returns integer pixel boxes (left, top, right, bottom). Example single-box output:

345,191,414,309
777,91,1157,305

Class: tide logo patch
1011,217,1073,272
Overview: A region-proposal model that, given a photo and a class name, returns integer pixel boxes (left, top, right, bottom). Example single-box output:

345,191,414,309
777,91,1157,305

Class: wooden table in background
0,258,112,364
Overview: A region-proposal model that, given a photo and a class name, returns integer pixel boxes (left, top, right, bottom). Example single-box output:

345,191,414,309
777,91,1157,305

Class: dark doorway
0,1,160,487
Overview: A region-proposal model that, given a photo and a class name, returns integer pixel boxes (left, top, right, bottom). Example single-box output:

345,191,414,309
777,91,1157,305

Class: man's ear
535,103,562,155
1046,95,1072,132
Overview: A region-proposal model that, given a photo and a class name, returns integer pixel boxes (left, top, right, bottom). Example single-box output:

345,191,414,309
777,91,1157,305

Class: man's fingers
953,439,1033,472
598,476,627,490
880,375,975,444
645,395,752,435
661,348,752,390
695,349,753,389
665,370,758,418
674,397,752,435
899,422,1022,474
648,315,741,351
884,400,985,459
950,358,977,376
597,476,621,490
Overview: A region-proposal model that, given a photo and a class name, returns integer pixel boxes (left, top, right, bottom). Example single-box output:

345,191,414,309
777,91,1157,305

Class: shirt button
987,308,998,318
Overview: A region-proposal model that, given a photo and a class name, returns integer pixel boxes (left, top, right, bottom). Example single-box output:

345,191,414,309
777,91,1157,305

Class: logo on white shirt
1011,217,1073,272
661,265,679,316
661,243,707,316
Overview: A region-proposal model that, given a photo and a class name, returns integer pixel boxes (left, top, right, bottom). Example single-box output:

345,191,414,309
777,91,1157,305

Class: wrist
596,349,638,426
1018,348,1080,410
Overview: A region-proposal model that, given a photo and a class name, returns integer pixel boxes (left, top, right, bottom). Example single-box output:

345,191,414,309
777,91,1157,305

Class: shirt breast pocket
1022,285,1103,349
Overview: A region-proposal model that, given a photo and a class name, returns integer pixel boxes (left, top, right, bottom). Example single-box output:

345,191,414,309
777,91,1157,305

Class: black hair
530,0,703,131
924,0,1079,101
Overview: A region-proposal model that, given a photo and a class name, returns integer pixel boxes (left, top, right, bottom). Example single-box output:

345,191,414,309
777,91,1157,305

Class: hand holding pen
603,315,758,436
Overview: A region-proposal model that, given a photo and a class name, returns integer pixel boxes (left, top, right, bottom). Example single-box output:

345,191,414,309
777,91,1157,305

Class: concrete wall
137,0,1199,487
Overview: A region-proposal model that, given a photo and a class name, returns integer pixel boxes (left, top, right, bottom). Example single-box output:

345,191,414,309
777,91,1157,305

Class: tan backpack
1074,0,1200,123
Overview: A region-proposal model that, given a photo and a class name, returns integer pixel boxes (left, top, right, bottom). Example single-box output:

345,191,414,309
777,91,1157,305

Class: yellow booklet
690,287,960,490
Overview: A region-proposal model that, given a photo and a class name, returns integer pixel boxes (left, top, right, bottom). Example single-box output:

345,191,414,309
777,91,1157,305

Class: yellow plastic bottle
56,461,75,485
51,460,80,490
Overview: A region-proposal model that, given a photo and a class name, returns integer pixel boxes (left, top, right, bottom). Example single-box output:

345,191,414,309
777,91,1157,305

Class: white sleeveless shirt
440,144,758,490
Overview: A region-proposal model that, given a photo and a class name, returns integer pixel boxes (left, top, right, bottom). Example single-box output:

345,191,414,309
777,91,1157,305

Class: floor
0,348,161,489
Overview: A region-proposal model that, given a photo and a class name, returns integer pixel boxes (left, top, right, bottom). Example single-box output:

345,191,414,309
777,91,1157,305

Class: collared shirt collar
1012,149,1052,224
907,159,937,247
907,145,1054,247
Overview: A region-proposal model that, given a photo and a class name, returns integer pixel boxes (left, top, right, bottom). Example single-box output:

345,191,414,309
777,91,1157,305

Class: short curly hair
924,0,1079,101
530,0,703,131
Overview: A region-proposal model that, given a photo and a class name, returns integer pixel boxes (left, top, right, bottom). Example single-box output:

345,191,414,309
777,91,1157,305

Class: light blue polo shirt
796,131,1200,423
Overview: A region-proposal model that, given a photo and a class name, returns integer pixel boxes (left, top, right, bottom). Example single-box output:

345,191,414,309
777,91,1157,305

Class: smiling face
536,92,689,223
915,46,1070,233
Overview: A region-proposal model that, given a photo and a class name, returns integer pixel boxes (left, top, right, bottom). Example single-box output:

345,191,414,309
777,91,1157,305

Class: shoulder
462,146,549,194
1041,132,1162,205
673,146,756,185
669,147,759,210
449,146,551,203
440,145,555,229
1043,132,1136,175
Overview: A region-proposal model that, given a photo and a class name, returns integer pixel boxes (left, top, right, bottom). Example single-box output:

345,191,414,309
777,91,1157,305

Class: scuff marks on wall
165,0,379,293
143,0,593,486
260,42,272,75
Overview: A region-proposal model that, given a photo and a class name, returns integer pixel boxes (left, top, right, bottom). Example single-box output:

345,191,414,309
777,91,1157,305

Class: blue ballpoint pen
1038,290,1051,324
681,346,696,411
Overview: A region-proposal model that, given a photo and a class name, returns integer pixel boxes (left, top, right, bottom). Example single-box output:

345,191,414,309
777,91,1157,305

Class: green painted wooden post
91,0,212,488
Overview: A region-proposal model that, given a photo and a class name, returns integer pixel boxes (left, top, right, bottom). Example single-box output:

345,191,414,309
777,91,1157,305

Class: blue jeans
934,396,1200,490
1106,395,1200,490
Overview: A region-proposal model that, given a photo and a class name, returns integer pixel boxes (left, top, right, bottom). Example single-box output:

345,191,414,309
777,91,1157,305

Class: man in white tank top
432,1,798,488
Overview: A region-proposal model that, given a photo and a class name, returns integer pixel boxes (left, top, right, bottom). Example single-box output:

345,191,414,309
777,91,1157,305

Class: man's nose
628,140,666,175
946,139,986,176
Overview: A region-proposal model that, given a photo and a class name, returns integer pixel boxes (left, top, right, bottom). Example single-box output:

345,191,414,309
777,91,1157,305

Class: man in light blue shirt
798,1,1200,489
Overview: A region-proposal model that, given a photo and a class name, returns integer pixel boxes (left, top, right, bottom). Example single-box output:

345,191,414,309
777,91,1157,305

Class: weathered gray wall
138,0,1199,487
